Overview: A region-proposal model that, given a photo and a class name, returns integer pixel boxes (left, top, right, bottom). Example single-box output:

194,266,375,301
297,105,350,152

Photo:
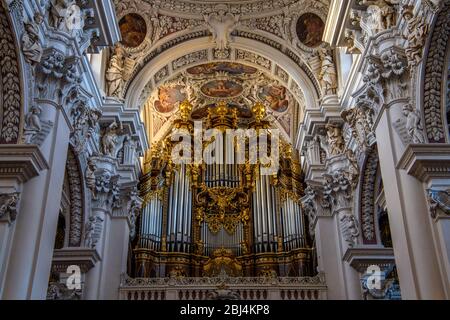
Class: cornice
397,144,450,182
343,246,395,272
52,247,101,273
0,145,49,183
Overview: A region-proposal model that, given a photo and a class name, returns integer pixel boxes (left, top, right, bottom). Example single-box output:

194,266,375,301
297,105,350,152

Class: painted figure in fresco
296,13,325,47
119,13,147,48
259,86,289,113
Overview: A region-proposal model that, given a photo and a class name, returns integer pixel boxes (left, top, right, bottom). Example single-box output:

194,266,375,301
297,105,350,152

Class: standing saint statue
318,48,338,96
106,46,127,97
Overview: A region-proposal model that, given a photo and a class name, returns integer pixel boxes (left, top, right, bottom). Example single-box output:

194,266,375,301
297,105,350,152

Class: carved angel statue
361,0,400,30
22,14,43,67
325,123,345,156
317,134,331,159
101,121,123,157
402,6,429,67
345,149,360,188
49,0,82,33
340,213,360,247
204,6,240,50
0,193,19,220
318,48,338,96
23,105,42,144
84,216,96,248
106,46,127,97
402,104,425,144
85,158,97,196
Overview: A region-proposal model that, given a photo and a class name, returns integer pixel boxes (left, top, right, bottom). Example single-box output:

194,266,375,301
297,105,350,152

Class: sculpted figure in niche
102,121,123,157
22,14,43,67
402,6,429,67
403,103,425,143
106,46,127,97
361,0,400,30
49,0,83,33
325,123,345,156
318,48,338,96
23,105,42,144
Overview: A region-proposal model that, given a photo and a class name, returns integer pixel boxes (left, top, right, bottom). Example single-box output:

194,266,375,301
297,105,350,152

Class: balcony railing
119,273,327,300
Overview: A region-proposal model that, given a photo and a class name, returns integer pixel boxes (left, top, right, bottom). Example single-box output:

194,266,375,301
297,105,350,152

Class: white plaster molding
0,145,49,183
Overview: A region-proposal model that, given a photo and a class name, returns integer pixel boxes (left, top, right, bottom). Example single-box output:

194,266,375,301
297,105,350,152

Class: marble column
97,182,142,299
83,156,120,300
1,101,72,299
362,47,447,299
303,155,361,300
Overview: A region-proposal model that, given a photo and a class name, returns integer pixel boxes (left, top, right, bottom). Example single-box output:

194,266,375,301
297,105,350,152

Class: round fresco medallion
154,85,186,114
187,62,257,75
201,80,243,98
119,13,147,48
258,86,289,113
296,13,325,48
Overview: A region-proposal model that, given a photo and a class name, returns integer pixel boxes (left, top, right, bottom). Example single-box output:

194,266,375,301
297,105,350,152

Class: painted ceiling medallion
187,62,258,76
119,13,147,48
258,85,289,113
201,80,243,98
296,13,325,48
154,85,186,114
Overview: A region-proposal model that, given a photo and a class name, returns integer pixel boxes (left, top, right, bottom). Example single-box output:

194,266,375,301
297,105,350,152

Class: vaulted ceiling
109,0,333,146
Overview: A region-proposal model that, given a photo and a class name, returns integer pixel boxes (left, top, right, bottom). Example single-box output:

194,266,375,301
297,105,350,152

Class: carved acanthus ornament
323,170,353,212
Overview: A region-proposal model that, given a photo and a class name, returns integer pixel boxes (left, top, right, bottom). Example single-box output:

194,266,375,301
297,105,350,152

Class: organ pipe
136,101,312,278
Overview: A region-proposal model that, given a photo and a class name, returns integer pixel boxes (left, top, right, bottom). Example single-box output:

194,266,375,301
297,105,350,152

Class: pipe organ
133,101,314,278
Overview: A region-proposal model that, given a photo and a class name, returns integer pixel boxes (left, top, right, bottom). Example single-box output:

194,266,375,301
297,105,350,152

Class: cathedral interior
0,0,449,300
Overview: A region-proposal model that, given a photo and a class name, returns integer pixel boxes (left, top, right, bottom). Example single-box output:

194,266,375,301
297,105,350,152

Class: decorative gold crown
206,101,238,130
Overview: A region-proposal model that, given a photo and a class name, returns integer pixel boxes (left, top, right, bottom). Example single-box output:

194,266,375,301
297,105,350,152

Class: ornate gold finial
216,101,228,118
179,100,193,122
252,102,266,122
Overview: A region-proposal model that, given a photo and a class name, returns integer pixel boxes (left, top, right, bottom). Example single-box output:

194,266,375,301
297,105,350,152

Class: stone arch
421,2,450,143
0,2,23,144
65,146,86,247
124,36,321,112
359,146,380,245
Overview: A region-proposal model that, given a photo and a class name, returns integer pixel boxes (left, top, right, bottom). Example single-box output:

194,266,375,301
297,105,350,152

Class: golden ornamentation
196,185,250,234
252,102,266,122
203,248,243,277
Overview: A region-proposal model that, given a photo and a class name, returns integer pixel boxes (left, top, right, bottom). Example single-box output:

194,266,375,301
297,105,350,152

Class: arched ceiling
143,62,302,143
109,0,333,146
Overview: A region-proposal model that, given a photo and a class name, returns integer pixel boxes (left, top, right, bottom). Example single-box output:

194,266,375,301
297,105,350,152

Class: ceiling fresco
143,62,297,142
